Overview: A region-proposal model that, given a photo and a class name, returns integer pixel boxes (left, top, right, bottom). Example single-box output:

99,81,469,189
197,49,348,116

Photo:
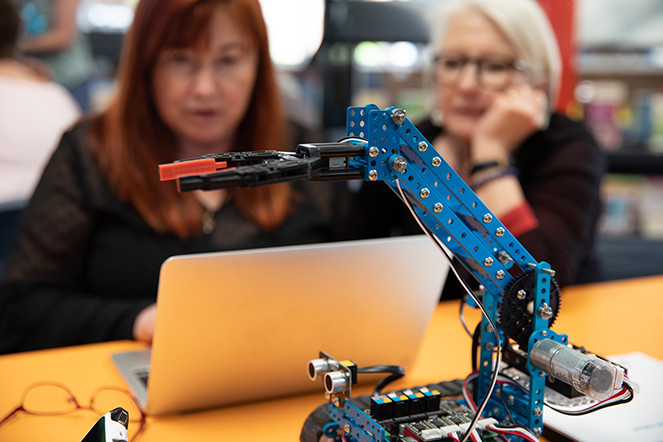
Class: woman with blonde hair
356,0,604,298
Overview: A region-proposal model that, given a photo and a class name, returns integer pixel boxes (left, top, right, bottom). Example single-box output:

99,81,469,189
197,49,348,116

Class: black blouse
0,122,356,353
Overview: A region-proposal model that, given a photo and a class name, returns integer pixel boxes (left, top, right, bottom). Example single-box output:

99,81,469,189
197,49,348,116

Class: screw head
432,157,442,167
420,188,430,199
418,141,428,152
483,213,493,223
391,157,408,174
391,108,406,125
534,407,543,417
368,170,378,181
368,146,379,158
433,203,443,213
517,289,527,300
496,227,505,237
496,270,505,280
538,303,554,320
484,257,494,267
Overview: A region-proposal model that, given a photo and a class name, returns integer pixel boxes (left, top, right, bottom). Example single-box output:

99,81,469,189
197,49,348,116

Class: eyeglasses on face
434,54,530,91
0,382,146,442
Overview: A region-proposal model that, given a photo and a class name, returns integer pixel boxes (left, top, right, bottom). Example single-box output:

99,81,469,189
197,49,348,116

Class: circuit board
329,380,502,441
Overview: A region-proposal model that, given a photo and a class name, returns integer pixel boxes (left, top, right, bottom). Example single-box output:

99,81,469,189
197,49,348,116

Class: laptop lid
113,235,449,416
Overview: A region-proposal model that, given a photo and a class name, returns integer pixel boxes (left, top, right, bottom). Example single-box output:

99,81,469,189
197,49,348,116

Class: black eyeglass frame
433,53,533,91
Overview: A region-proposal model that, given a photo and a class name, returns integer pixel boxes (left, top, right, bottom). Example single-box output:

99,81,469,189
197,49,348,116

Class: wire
336,136,367,143
486,423,539,442
357,364,405,396
459,294,474,338
496,369,635,416
394,179,502,442
544,381,634,415
461,372,540,441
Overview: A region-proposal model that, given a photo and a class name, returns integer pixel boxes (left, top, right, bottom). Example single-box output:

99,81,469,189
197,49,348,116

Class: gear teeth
500,271,561,349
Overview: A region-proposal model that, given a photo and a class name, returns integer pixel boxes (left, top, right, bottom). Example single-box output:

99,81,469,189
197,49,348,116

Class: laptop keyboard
136,369,150,387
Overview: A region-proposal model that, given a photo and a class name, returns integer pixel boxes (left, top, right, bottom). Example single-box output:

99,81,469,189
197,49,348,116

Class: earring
431,108,444,127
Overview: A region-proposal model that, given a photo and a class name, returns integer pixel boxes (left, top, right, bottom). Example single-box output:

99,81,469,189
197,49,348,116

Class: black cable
545,383,634,416
357,365,405,396
471,321,482,372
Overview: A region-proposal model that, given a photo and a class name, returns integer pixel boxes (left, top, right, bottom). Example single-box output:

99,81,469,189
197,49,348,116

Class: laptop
112,235,449,416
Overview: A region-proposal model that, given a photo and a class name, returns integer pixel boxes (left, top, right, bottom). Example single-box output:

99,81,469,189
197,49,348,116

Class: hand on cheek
473,85,547,156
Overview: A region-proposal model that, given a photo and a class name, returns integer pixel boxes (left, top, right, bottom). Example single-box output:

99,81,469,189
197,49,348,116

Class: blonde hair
432,0,562,110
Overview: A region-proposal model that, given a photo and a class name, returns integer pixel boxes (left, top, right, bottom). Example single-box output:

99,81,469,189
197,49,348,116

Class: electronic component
81,407,129,442
529,339,624,401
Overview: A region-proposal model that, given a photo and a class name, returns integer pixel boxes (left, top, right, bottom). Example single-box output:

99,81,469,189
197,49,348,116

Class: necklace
195,189,226,234
201,207,216,234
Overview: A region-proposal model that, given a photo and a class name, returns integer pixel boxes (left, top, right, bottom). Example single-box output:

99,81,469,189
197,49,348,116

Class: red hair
90,0,291,238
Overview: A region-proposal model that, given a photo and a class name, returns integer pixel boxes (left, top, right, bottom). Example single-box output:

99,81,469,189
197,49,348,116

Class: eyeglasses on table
0,381,146,441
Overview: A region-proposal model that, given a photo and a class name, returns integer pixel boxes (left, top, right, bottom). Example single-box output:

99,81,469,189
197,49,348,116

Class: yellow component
415,392,425,398
340,360,356,368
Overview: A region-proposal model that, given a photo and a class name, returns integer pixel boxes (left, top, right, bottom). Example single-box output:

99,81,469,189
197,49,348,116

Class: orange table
1,275,662,441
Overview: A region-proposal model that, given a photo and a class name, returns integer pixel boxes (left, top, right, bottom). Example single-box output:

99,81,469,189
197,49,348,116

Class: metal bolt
534,428,542,437
390,156,408,174
517,289,527,300
433,203,443,213
495,227,505,237
485,324,494,333
344,423,351,433
391,108,406,125
483,213,493,223
496,270,505,280
332,396,341,407
534,407,543,417
484,342,494,351
538,303,554,320
418,141,428,152
420,188,430,199
484,257,494,267
507,395,515,404
368,146,379,158
431,157,442,167
527,263,557,276
541,330,548,337
368,170,378,181
492,407,500,415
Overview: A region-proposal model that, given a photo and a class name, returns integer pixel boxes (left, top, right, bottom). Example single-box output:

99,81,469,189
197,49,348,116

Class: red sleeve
500,202,539,237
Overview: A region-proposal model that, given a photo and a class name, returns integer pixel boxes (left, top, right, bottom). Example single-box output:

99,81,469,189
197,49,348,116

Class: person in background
0,0,353,354
0,0,80,277
353,0,605,300
14,0,95,111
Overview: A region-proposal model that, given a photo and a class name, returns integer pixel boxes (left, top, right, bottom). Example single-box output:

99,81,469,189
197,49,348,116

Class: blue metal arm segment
346,104,543,295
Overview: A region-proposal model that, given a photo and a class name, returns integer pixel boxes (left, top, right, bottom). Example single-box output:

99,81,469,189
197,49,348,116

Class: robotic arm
160,104,630,441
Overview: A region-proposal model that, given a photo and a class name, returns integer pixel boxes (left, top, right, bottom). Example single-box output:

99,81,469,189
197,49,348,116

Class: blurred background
77,0,663,246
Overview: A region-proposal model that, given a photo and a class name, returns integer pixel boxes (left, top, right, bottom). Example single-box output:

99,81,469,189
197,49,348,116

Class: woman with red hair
0,0,350,353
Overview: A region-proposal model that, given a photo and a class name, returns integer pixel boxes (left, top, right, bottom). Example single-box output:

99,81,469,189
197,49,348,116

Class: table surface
1,275,662,441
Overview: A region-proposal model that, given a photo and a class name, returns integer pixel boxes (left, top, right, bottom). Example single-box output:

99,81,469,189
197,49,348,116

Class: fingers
502,85,548,128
